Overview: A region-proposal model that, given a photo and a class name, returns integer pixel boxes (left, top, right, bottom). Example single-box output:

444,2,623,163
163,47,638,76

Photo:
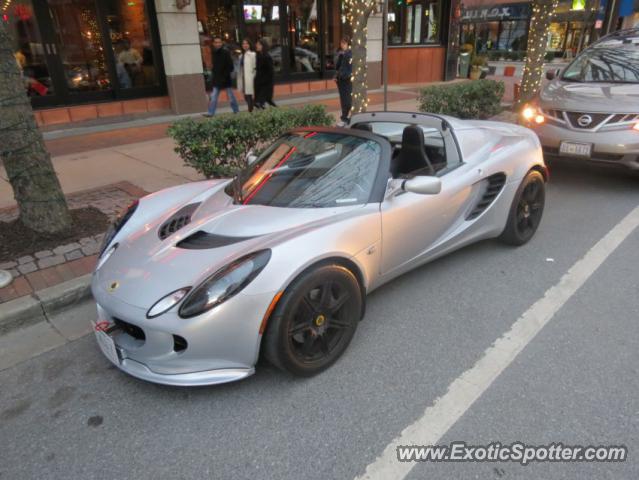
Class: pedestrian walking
205,36,239,116
335,36,352,127
238,38,257,112
254,39,277,109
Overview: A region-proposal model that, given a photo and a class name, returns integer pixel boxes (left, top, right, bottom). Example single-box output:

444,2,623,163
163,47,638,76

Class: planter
470,66,482,80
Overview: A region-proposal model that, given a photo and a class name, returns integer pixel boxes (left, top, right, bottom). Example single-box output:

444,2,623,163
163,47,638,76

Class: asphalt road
1,161,638,480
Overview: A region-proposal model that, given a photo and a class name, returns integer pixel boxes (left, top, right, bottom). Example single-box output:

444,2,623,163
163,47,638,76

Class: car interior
351,122,448,178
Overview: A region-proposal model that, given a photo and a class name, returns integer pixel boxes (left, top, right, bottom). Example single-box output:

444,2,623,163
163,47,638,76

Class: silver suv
521,29,639,171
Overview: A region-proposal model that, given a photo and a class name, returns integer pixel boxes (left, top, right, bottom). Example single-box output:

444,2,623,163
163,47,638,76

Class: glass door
5,0,165,107
3,0,65,107
44,0,113,102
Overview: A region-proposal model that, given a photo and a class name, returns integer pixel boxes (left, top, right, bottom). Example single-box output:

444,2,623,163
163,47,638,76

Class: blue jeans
207,87,239,115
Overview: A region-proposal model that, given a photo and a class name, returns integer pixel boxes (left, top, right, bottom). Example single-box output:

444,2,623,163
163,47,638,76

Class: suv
521,29,639,171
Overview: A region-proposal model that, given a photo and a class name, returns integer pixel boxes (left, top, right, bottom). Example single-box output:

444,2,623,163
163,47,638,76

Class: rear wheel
262,265,362,376
499,170,545,246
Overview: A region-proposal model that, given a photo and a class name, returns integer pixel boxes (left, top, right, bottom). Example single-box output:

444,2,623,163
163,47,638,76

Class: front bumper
91,280,276,386
527,122,639,170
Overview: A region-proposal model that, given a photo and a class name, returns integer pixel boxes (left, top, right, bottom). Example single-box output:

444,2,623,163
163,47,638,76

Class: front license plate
94,328,120,365
559,141,592,157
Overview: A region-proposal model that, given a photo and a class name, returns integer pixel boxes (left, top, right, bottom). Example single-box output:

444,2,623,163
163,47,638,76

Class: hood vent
158,203,201,240
176,230,257,249
466,173,506,220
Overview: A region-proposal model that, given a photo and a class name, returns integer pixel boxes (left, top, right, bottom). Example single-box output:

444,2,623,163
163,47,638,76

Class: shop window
322,0,348,70
388,0,442,46
106,0,160,89
4,0,55,97
197,0,242,78
48,0,110,92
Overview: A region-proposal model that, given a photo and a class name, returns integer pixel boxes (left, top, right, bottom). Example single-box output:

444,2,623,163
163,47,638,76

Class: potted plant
470,55,488,80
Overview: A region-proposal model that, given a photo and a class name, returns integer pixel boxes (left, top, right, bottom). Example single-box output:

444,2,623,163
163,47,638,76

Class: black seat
351,123,373,132
390,125,435,178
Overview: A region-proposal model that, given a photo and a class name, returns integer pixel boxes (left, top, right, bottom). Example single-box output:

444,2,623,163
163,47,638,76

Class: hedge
418,80,505,120
168,105,333,178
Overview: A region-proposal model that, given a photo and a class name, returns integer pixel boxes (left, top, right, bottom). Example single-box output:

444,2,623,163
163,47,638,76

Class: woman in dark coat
254,39,277,108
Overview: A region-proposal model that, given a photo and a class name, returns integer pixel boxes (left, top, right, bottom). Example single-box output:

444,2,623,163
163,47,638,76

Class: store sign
461,4,531,21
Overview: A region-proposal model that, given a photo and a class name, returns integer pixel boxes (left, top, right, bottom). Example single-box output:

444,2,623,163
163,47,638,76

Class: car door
380,164,475,276
350,112,474,276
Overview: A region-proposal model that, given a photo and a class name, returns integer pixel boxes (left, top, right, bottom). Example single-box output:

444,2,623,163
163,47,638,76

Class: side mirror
545,69,559,81
402,176,442,195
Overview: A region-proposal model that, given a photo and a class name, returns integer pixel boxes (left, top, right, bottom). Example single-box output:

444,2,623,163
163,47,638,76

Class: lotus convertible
91,111,547,386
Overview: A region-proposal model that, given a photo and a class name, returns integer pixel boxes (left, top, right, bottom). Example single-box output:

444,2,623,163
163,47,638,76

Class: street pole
382,0,389,111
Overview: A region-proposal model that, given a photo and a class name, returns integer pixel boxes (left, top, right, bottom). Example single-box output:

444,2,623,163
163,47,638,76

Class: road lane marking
357,204,639,480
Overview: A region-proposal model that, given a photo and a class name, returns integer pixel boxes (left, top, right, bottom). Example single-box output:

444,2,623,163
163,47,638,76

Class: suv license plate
559,142,592,157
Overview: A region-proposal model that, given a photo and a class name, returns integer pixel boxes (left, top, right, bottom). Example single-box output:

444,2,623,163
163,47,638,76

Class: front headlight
179,250,272,318
521,104,545,125
147,287,191,318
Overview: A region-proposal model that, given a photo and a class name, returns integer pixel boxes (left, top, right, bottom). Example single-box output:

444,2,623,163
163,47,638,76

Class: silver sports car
91,111,547,386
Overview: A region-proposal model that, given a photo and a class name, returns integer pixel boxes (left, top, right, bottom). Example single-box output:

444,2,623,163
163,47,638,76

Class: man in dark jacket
335,36,352,126
205,36,239,116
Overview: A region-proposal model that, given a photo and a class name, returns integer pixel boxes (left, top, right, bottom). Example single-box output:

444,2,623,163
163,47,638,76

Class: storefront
456,0,601,62
3,0,166,109
194,0,348,83
459,1,530,60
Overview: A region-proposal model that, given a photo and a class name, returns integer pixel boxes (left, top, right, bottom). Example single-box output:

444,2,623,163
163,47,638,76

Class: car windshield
226,131,381,208
562,42,639,83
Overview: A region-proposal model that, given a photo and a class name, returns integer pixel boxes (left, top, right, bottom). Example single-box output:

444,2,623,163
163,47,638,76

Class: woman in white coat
237,38,257,112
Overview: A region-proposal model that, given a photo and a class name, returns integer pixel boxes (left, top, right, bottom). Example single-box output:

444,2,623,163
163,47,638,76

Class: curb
0,274,92,335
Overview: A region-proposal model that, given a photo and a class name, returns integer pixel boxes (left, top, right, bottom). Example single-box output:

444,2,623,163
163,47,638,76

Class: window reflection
48,0,110,92
3,0,54,96
106,0,159,88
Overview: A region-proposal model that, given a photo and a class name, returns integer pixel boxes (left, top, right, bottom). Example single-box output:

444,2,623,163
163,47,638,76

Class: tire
499,170,545,246
262,264,363,376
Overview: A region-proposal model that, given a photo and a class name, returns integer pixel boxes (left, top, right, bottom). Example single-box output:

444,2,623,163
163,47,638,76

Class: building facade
2,0,633,124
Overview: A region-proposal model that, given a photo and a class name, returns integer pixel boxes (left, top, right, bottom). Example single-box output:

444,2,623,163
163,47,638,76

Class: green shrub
167,105,333,178
418,80,505,120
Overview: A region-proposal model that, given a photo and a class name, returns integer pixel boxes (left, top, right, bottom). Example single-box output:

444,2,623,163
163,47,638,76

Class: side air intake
466,173,506,220
158,203,200,240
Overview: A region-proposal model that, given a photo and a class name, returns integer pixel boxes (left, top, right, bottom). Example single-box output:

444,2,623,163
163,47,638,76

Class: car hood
540,80,639,112
93,182,364,308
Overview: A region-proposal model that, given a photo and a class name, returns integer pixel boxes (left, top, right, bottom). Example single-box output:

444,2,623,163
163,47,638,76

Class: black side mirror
545,69,558,81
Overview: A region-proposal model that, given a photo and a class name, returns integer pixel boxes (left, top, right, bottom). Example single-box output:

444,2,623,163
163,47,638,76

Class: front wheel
262,265,362,377
499,170,545,246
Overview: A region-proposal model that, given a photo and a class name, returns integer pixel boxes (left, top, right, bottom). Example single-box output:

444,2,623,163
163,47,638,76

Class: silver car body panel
91,112,545,386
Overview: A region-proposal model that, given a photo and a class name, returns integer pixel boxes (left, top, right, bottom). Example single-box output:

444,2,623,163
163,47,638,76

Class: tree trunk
518,0,559,106
0,22,71,235
347,0,376,114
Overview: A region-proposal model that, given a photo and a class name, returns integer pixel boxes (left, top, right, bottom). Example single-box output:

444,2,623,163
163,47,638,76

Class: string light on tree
343,0,377,114
518,0,558,107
